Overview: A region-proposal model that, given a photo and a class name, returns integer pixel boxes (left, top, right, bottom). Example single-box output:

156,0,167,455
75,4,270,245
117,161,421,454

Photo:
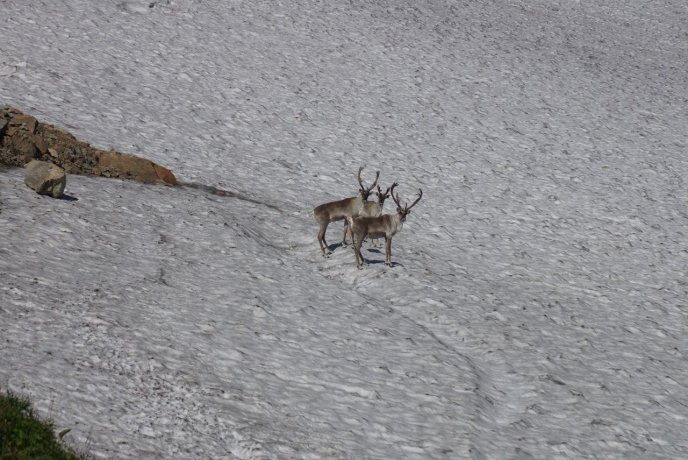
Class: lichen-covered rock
10,114,38,135
12,136,39,163
95,150,177,185
24,160,67,198
2,106,176,186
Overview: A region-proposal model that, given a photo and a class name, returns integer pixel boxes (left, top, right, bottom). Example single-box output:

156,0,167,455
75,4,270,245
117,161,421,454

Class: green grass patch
0,389,87,459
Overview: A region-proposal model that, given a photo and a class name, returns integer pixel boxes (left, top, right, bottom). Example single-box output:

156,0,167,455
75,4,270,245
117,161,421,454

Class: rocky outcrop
96,150,177,184
24,160,66,198
0,106,176,185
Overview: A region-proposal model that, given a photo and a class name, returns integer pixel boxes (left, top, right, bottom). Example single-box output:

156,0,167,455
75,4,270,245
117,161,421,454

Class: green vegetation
0,390,86,459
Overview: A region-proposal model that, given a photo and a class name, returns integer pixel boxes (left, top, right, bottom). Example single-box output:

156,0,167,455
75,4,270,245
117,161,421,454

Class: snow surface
1,0,688,458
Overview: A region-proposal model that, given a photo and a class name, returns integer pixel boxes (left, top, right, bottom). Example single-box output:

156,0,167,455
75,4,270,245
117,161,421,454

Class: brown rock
2,106,177,186
11,114,38,134
49,124,77,141
10,136,39,164
33,136,49,155
96,150,175,184
153,163,177,185
25,160,66,198
5,124,20,137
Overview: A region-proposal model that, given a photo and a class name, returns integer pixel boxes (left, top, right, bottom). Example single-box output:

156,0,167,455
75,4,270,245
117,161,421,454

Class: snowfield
1,0,687,458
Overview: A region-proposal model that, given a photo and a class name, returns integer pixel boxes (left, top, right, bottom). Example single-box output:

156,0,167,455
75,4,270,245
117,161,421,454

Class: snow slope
1,0,687,457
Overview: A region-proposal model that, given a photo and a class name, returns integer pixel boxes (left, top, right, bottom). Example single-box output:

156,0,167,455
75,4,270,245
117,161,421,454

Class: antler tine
357,166,380,193
406,188,423,211
390,183,402,208
366,170,380,192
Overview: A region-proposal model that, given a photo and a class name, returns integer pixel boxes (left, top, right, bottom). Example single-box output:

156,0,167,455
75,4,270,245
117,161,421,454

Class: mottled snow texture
1,0,687,458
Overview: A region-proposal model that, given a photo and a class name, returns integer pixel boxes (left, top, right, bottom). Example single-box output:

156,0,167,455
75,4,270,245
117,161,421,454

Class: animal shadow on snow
364,258,403,268
328,242,344,252
364,249,404,268
328,244,402,267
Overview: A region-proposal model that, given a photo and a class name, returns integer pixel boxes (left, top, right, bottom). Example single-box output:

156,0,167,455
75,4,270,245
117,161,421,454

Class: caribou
348,184,422,268
312,166,379,256
342,182,397,248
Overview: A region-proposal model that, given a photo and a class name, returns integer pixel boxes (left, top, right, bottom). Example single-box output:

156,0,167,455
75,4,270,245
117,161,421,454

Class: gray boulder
25,160,66,198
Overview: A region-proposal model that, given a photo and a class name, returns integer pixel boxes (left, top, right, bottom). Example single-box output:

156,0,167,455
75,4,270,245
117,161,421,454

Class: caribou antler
391,184,422,220
377,182,397,205
406,189,423,211
357,166,380,199
391,183,402,210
